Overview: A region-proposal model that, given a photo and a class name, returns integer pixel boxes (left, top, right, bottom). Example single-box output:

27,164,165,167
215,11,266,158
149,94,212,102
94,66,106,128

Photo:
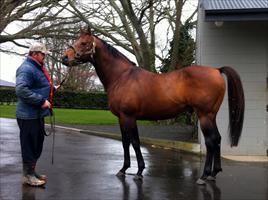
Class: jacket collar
26,56,43,69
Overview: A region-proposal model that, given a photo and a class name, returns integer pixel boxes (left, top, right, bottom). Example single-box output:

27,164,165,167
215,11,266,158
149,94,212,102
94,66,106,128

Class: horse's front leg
118,115,145,179
116,122,131,177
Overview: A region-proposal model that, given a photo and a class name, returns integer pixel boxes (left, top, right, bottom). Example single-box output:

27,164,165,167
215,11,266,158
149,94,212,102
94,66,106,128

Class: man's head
29,42,50,65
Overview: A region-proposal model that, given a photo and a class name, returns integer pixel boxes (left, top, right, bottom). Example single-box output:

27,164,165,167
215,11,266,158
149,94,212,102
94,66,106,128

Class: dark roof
0,79,15,87
203,0,268,10
202,0,268,21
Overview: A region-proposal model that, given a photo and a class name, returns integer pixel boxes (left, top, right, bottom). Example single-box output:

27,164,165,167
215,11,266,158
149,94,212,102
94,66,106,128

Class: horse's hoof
207,176,216,181
134,174,143,181
116,171,125,177
196,178,206,185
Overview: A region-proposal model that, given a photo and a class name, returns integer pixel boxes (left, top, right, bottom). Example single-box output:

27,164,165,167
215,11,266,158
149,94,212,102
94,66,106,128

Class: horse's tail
219,66,245,147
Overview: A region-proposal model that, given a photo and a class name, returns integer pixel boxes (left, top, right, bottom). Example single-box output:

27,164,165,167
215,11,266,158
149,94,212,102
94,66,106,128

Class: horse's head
62,27,96,66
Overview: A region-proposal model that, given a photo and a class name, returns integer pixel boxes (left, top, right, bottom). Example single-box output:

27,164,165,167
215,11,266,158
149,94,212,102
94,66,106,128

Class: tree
1,0,197,91
64,0,197,72
160,21,195,73
0,0,84,57
0,0,99,91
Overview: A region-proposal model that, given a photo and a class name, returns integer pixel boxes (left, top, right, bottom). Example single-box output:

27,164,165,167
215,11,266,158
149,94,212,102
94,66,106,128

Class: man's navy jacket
16,57,50,119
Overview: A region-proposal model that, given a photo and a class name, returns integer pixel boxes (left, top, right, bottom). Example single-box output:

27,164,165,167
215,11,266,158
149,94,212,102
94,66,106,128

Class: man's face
33,52,46,64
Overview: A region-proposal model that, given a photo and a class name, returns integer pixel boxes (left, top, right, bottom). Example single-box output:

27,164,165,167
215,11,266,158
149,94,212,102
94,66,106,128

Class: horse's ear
80,27,85,34
87,26,92,35
80,26,92,35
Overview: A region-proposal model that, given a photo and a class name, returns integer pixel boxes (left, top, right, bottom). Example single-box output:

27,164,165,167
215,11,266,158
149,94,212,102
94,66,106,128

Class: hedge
53,91,108,109
0,88,108,109
0,88,17,105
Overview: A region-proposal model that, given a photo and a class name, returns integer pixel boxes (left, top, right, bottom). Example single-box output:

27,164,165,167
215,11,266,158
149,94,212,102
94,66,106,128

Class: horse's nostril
62,56,69,64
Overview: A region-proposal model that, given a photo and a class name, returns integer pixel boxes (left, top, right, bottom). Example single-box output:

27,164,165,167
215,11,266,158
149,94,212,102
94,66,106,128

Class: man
16,42,59,187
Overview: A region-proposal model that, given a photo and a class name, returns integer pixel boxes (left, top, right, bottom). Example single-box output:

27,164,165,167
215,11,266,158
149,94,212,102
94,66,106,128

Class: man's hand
41,100,51,109
55,85,61,90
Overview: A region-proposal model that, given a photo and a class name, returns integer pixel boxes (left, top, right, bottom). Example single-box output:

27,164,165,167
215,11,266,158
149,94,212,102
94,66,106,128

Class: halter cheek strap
87,37,96,59
71,37,96,61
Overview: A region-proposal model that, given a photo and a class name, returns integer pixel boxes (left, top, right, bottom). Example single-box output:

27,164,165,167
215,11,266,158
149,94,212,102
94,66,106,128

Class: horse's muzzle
61,56,70,66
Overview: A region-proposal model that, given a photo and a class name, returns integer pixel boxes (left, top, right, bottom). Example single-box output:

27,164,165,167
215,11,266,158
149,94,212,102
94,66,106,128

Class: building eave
205,8,268,21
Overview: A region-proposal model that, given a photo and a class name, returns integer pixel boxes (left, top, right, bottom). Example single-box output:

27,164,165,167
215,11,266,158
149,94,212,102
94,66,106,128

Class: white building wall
197,9,268,155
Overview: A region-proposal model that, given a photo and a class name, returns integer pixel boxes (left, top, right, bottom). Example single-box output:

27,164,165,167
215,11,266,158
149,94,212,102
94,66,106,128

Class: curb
54,125,201,154
222,155,268,162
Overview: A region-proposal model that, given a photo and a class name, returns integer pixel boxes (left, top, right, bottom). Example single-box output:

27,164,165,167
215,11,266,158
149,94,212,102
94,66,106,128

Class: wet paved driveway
0,118,267,200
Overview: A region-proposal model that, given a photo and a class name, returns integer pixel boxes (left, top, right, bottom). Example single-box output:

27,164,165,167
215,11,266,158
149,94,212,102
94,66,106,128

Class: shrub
0,88,108,109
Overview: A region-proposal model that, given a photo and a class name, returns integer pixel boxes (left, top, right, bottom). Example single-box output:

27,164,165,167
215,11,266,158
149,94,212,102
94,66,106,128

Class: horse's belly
108,84,187,120
109,99,187,120
137,103,187,120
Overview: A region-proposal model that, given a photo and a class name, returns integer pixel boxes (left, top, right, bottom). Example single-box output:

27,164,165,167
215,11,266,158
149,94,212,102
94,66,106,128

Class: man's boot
32,163,47,181
22,163,46,187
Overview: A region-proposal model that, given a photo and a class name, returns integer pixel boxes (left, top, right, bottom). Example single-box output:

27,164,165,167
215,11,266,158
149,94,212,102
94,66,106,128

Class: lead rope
49,71,70,165
45,109,56,164
41,65,55,164
45,93,56,165
50,110,56,164
44,66,71,165
49,77,66,165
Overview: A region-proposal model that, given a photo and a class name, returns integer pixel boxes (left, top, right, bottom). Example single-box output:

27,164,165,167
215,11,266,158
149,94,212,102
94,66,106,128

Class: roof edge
205,8,268,14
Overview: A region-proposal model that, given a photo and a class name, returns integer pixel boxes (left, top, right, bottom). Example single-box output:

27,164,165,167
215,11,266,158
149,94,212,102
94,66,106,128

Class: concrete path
1,118,267,200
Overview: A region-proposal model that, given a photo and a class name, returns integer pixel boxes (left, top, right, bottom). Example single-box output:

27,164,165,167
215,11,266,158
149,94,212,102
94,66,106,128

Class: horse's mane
98,37,136,66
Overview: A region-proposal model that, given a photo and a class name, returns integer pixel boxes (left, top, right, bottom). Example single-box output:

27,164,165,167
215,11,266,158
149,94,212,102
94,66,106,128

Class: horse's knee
205,138,214,150
206,133,221,146
214,134,221,143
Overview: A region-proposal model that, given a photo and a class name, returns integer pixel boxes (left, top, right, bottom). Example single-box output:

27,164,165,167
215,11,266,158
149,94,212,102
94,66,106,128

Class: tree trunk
120,0,155,71
169,0,183,71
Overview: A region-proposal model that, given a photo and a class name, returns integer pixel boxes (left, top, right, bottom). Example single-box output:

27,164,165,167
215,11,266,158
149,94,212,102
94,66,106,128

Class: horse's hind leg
131,127,145,180
211,121,222,178
197,116,221,184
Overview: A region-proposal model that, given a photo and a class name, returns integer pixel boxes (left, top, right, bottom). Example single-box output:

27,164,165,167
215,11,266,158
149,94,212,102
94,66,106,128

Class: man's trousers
17,118,45,164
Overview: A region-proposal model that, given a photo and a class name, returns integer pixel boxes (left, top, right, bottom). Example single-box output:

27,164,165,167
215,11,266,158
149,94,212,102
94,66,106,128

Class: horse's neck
93,42,132,90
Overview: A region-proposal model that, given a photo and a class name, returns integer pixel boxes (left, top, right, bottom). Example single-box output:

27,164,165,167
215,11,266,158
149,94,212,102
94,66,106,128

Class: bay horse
62,27,244,184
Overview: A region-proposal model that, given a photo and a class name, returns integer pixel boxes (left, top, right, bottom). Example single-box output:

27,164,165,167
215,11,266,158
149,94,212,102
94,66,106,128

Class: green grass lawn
0,105,151,125
53,108,119,125
0,105,16,119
